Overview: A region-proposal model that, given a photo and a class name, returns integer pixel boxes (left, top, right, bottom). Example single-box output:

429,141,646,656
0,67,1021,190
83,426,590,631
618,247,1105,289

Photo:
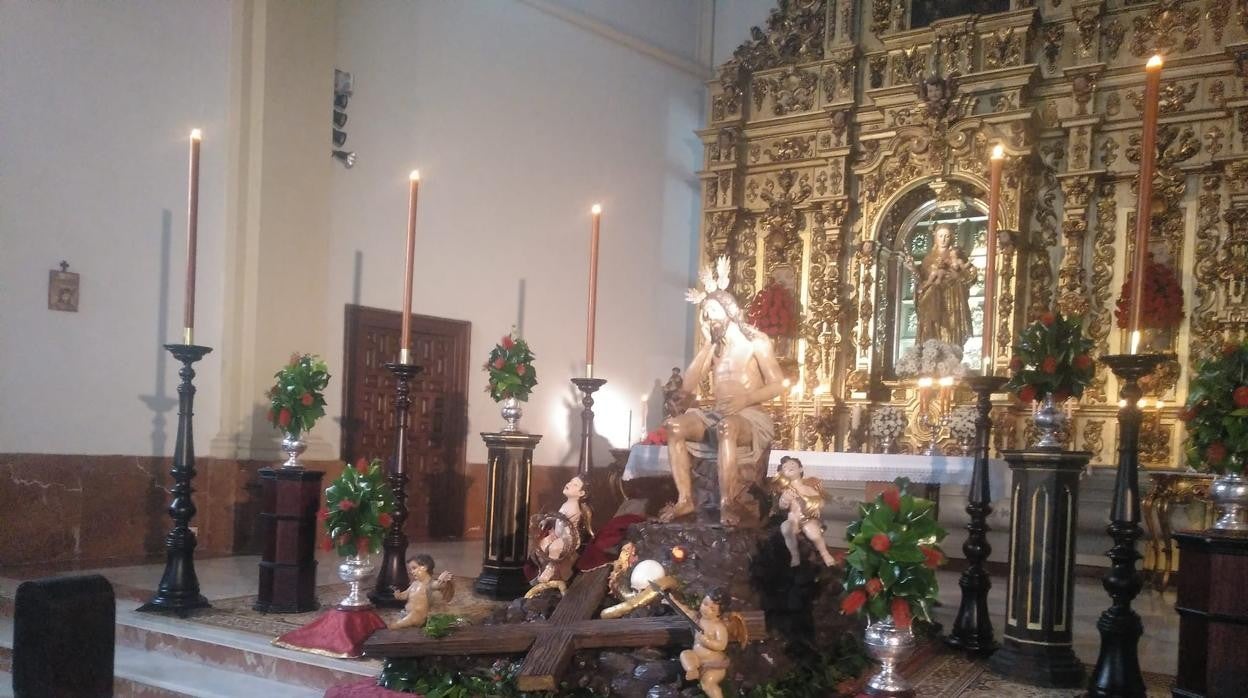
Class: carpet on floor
905,645,1174,697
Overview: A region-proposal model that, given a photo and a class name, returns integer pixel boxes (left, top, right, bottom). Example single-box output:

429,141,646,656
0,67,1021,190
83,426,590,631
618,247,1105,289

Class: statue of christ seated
661,258,785,526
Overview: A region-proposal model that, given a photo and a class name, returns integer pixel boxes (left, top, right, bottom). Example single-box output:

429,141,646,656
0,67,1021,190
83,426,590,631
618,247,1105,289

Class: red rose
1009,356,1023,372
1018,385,1037,403
319,536,333,551
870,533,891,553
502,335,515,349
1040,312,1056,327
921,546,943,569
840,589,868,615
278,408,292,428
355,458,370,473
882,486,901,514
338,499,356,512
378,513,392,528
1074,354,1093,371
301,392,314,406
891,598,913,630
1207,442,1228,465
1234,386,1248,409
832,550,846,566
516,364,527,376
492,357,506,370
865,578,884,597
1041,356,1058,374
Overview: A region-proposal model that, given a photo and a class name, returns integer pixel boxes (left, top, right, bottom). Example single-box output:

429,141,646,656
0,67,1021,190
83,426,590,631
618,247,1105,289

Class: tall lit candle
400,170,420,364
1129,55,1164,354
183,128,202,345
640,394,649,439
585,204,602,377
982,144,1004,374
939,376,955,413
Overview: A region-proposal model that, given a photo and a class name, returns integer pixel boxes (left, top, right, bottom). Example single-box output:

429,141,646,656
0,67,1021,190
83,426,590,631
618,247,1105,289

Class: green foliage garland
1182,340,1248,474
266,353,330,437
485,332,538,402
1003,311,1094,403
840,479,947,628
320,458,395,558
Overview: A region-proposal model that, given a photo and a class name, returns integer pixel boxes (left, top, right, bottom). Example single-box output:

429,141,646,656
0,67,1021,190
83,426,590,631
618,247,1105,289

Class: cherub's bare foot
820,550,836,567
659,499,695,522
790,555,801,567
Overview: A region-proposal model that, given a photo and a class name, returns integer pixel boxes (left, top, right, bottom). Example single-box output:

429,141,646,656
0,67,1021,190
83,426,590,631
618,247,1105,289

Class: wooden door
341,305,470,541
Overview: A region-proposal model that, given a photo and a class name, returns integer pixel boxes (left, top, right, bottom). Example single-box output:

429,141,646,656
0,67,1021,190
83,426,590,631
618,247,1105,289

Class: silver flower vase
280,432,307,469
337,553,375,610
1033,392,1067,449
1210,470,1248,531
863,618,916,695
500,396,523,433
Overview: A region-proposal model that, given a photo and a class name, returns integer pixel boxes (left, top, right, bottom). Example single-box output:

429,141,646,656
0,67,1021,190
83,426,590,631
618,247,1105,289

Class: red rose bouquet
840,478,947,630
266,353,330,437
1182,341,1248,473
747,281,798,338
1114,255,1185,330
320,458,395,557
485,332,537,402
1003,311,1095,403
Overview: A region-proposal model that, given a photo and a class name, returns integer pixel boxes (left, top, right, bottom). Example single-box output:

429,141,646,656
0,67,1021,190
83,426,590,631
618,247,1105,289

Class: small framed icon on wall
48,261,79,312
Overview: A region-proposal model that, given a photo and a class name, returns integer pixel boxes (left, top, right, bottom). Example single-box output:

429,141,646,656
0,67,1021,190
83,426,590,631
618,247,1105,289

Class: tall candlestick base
946,374,1007,656
1088,352,1171,698
571,377,607,478
369,361,422,608
138,343,213,617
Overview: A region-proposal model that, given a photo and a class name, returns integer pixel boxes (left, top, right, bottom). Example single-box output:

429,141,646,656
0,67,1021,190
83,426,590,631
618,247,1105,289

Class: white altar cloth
624,445,1009,500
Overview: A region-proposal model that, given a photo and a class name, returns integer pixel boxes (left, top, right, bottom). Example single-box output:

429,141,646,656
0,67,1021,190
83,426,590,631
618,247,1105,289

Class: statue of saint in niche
903,224,977,348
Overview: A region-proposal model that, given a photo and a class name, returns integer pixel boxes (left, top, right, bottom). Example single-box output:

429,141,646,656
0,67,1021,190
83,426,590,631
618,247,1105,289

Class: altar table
623,445,1009,500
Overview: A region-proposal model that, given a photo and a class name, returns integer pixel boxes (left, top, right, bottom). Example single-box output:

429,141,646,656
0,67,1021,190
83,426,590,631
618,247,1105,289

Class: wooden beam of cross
362,565,766,692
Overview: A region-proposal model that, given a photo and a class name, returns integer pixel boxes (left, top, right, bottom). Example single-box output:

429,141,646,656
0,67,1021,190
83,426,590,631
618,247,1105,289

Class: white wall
0,1,230,455
327,0,709,465
711,0,775,65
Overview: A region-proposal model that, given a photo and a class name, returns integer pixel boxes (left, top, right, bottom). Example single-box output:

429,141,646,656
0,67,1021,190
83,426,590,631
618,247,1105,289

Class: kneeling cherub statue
526,475,592,598
389,554,454,630
772,456,836,567
662,588,738,698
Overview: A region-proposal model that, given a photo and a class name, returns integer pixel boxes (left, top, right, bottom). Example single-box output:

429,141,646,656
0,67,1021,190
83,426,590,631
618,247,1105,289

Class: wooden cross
362,565,765,692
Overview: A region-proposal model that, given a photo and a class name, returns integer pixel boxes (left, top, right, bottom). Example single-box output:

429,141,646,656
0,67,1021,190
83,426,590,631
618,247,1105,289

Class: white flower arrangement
947,405,978,445
869,405,908,446
895,339,969,380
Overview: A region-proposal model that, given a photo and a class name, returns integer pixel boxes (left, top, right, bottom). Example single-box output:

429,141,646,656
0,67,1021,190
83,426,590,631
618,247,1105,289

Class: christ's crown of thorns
685,256,731,305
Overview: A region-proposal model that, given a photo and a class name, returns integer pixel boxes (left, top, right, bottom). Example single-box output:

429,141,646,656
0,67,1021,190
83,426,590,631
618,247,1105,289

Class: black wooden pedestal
474,431,542,600
988,449,1090,688
254,467,324,613
1171,529,1248,698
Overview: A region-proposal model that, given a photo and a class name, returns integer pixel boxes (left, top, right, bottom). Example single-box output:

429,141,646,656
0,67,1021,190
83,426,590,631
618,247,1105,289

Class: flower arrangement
1003,311,1094,403
947,405,978,448
1181,341,1248,473
894,339,968,380
869,406,908,450
747,281,798,338
266,353,331,437
1114,255,1185,330
840,479,947,630
319,458,396,557
484,332,537,402
640,427,668,446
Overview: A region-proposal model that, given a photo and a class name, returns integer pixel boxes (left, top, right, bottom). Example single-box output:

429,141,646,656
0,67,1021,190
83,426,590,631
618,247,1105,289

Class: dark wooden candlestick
946,374,1007,655
1089,352,1170,698
138,343,213,617
370,361,422,608
571,378,607,478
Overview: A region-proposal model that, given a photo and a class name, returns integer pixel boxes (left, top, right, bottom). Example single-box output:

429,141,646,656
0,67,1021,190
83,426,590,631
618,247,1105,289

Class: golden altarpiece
698,0,1248,467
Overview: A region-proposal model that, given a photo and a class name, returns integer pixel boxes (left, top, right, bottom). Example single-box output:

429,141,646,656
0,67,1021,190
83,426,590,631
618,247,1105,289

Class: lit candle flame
813,384,829,395
1156,400,1165,411
410,170,420,181
1119,399,1128,408
671,546,686,562
190,128,202,141
1147,54,1164,70
938,376,954,387
782,378,792,388
991,144,1004,160
917,377,934,388
591,204,602,215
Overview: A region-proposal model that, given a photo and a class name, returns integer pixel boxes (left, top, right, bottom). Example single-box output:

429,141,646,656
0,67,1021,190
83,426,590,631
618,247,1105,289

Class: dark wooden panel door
341,305,470,541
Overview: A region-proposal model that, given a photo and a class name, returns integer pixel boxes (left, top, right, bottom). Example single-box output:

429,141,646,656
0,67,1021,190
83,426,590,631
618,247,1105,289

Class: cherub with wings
773,456,836,567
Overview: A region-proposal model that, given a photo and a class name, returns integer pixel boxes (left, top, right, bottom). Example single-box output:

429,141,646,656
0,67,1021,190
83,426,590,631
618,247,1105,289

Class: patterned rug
181,579,507,639
906,646,1174,697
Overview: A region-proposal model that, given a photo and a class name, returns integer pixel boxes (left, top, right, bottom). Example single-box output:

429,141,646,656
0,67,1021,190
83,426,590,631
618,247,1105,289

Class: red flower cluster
881,485,901,514
1114,256,1185,330
870,533,891,553
865,578,884,596
891,598,913,630
840,589,867,615
1235,386,1248,409
746,282,798,338
921,545,943,569
640,427,668,446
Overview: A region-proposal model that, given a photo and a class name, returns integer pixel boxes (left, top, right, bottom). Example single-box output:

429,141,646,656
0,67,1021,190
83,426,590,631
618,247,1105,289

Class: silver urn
1033,392,1067,449
1210,472,1248,531
863,618,916,695
337,553,375,610
280,432,307,469
500,396,523,433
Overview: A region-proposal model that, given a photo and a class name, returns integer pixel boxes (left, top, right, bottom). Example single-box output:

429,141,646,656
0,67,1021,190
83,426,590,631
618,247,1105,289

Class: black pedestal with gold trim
988,449,1090,688
474,431,541,600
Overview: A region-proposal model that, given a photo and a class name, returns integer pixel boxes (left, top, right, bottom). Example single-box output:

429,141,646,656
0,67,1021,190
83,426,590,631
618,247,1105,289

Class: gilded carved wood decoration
697,0,1247,465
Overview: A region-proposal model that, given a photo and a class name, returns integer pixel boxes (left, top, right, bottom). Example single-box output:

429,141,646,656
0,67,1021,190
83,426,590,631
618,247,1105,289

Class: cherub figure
666,588,733,698
773,456,836,567
389,554,454,630
526,476,593,598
